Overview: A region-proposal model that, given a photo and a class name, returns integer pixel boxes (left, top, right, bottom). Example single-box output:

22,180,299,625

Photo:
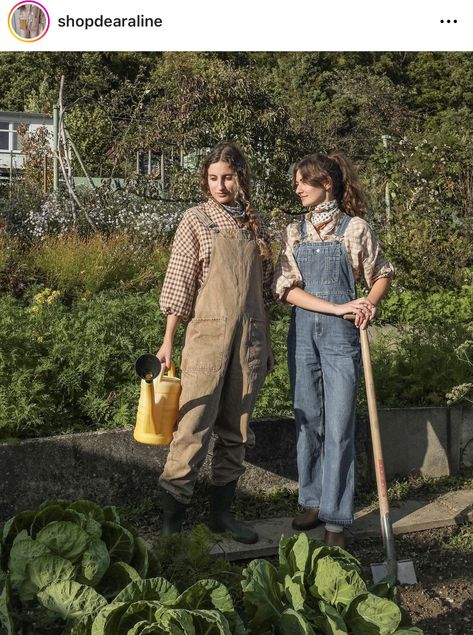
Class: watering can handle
158,361,177,380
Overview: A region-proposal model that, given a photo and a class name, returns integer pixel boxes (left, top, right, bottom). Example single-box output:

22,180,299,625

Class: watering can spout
133,354,181,446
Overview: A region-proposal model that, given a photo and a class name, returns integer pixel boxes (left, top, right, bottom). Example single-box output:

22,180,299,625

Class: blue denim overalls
287,214,361,526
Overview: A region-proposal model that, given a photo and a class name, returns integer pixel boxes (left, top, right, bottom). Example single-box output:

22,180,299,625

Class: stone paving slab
210,517,325,561
212,490,473,561
436,490,473,522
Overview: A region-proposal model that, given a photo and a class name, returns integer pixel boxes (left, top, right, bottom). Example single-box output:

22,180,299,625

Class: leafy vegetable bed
0,499,423,634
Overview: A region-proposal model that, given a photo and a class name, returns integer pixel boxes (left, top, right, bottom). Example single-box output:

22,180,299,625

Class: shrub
253,315,293,419
370,324,470,407
378,285,473,328
0,289,184,439
27,232,169,296
446,321,473,405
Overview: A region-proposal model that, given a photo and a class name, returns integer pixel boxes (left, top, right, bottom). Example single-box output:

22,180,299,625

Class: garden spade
345,316,417,585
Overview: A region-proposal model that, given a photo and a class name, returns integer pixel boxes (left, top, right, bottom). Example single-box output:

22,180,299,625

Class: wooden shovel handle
343,314,390,517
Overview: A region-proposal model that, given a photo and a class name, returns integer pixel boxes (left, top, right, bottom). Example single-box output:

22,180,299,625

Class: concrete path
210,489,473,561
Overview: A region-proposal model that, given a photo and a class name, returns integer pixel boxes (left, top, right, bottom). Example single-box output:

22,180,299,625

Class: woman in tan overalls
156,142,274,544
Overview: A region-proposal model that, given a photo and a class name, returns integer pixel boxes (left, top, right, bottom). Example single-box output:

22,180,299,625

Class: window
0,121,24,152
0,122,9,151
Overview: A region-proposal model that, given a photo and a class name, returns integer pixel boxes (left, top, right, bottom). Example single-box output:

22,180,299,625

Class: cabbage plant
0,499,151,632
241,533,423,634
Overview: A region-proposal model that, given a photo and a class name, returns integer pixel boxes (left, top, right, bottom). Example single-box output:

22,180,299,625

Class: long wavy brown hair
200,142,270,259
292,151,367,217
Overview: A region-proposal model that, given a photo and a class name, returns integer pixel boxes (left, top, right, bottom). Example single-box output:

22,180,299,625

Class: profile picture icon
8,1,50,42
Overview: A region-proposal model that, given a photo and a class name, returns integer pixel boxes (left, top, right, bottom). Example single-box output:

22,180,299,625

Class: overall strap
335,213,352,238
300,220,309,241
191,207,219,231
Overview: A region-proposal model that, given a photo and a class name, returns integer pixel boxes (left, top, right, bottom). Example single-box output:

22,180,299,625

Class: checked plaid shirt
160,198,273,321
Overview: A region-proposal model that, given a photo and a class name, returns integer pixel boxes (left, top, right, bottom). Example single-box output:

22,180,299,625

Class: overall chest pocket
322,251,341,285
295,244,341,285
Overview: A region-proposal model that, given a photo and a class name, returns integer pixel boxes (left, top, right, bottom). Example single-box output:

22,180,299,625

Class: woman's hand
156,340,173,370
332,298,375,329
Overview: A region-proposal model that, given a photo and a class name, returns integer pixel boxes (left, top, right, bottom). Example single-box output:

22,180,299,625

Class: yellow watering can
134,354,181,445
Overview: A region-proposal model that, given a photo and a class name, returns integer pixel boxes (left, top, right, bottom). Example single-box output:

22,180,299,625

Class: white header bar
0,1,471,52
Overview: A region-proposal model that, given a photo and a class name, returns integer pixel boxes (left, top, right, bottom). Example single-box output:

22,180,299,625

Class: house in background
0,111,53,181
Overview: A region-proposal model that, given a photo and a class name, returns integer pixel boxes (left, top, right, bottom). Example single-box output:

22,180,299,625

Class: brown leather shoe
324,529,345,548
292,508,321,531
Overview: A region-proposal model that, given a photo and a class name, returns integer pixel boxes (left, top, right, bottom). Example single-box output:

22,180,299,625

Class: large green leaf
284,572,306,611
115,578,179,604
241,559,284,632
188,609,232,634
0,576,14,635
97,562,141,600
38,580,107,621
287,533,311,577
278,535,299,577
130,536,149,578
100,522,134,564
79,540,110,586
309,546,363,580
90,602,128,635
30,504,69,537
309,556,367,611
279,608,316,635
37,500,70,511
36,521,91,562
68,501,105,523
393,629,424,634
173,579,239,633
70,615,94,635
127,620,168,635
314,601,348,634
345,592,402,635
116,600,163,632
369,581,398,603
155,607,195,634
27,554,75,592
8,532,52,597
1,511,35,566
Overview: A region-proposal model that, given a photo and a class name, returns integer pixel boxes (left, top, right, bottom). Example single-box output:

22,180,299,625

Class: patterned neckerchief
221,201,247,220
310,199,340,229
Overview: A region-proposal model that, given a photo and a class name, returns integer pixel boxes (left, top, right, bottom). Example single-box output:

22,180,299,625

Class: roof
0,110,53,123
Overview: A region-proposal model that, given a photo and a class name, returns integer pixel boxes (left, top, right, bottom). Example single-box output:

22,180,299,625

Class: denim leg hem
318,516,353,527
299,500,320,509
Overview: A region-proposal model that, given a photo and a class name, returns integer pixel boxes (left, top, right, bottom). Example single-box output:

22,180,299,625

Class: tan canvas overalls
159,205,268,504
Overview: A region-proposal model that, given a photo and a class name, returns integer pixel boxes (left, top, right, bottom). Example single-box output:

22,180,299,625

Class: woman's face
295,169,332,207
207,161,237,205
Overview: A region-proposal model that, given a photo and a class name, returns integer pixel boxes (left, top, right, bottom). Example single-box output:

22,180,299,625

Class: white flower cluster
5,189,186,243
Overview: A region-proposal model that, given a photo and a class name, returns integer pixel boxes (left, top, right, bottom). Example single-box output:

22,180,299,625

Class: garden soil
349,527,473,635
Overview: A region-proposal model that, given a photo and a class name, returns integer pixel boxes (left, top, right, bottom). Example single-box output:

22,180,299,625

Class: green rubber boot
208,480,258,544
159,489,187,536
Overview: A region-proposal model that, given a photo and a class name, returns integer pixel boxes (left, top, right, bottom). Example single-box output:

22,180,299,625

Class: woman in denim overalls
273,152,394,547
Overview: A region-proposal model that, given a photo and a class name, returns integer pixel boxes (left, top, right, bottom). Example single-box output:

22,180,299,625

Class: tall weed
27,232,169,295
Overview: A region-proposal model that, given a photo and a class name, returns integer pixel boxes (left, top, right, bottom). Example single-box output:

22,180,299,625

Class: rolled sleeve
159,214,200,321
272,229,303,301
352,220,395,289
